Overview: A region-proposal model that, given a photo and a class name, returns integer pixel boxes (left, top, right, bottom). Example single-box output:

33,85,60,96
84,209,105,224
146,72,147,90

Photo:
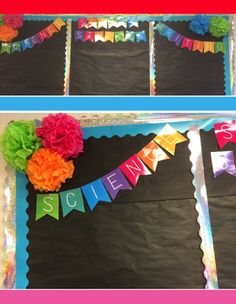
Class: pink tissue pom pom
3,14,23,29
36,113,84,159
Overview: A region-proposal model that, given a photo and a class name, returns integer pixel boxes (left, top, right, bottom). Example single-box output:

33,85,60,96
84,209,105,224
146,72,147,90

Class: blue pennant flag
81,179,111,211
136,30,147,43
21,38,33,51
162,27,176,40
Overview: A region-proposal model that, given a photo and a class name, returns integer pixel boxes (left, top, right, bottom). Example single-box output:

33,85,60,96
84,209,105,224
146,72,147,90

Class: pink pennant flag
84,31,95,42
37,29,49,42
181,37,193,51
119,154,151,186
214,120,236,149
78,18,88,29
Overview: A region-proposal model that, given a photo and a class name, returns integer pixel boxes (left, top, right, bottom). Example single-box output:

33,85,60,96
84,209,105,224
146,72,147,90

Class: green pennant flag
214,42,226,54
11,42,21,53
125,31,136,42
60,188,85,217
114,31,125,42
36,194,59,221
1,43,11,54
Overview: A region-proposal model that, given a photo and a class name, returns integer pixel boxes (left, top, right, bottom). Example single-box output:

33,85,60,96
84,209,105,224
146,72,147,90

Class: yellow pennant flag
104,31,115,42
53,18,66,30
153,124,187,156
192,40,204,53
204,41,215,54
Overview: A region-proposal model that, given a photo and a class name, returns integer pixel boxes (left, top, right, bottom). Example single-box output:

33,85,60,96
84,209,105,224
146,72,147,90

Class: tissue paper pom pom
0,121,41,173
0,24,18,42
189,15,210,35
209,17,229,37
0,15,4,26
36,113,83,159
3,15,23,29
27,148,75,192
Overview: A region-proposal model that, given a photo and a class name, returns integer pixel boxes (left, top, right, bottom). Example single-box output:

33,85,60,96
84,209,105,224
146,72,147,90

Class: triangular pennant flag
81,179,111,211
87,18,98,29
30,34,41,47
1,43,11,54
211,151,236,178
128,21,139,28
94,31,105,42
46,24,58,37
84,31,95,42
102,168,131,200
97,18,108,29
116,21,127,28
78,18,88,29
75,30,84,41
214,120,236,149
137,140,170,172
170,32,183,46
204,41,215,53
21,38,33,51
11,41,21,52
181,37,194,51
136,30,147,42
36,194,59,221
215,41,226,54
53,18,66,30
119,154,151,186
125,31,136,42
38,29,49,42
114,31,125,42
153,124,187,156
104,31,115,42
60,188,85,217
192,40,204,53
108,20,119,29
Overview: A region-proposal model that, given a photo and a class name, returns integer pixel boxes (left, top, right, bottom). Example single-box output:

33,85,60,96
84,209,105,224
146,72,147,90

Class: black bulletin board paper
69,22,150,95
0,21,66,95
26,133,204,288
155,21,226,95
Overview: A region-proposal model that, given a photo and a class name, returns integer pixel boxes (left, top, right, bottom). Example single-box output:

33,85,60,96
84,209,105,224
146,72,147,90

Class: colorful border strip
63,19,72,96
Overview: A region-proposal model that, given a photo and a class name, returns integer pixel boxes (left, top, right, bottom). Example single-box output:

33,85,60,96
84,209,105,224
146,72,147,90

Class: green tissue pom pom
0,15,3,26
209,17,229,38
0,120,42,173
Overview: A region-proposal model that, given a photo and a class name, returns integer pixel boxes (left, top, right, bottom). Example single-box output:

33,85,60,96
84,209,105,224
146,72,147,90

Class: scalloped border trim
187,126,218,289
63,19,72,96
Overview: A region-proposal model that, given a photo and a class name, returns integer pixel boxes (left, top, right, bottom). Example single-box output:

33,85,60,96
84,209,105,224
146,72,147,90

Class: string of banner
155,22,226,54
75,18,146,43
0,18,66,54
35,124,187,221
211,120,236,177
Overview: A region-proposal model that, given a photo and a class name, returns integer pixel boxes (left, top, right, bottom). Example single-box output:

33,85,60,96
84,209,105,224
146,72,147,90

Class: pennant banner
35,124,187,220
211,151,236,178
0,18,66,55
77,18,133,30
155,22,226,55
214,120,236,149
74,30,146,43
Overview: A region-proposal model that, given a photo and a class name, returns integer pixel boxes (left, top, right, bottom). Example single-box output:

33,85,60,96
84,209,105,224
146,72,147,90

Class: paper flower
27,148,75,192
36,113,83,159
189,15,210,35
3,14,23,29
0,24,18,42
0,121,41,173
209,17,229,38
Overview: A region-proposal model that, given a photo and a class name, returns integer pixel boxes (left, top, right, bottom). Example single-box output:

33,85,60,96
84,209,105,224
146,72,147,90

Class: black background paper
69,22,150,95
0,21,66,95
26,132,204,288
201,129,236,288
155,21,226,95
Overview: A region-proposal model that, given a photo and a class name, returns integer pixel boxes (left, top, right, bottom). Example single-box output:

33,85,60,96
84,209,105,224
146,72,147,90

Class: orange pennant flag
204,41,215,53
53,18,66,30
192,40,204,53
87,18,98,28
137,140,170,172
153,124,187,156
104,31,115,42
46,24,58,37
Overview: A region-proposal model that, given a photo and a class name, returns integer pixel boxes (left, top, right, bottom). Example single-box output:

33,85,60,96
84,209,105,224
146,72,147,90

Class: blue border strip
15,116,236,288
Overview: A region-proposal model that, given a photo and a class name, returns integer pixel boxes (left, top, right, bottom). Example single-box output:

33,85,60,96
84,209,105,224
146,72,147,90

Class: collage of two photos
0,13,236,297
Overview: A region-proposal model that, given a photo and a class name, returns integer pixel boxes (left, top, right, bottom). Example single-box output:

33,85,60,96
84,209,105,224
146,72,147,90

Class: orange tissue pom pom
27,148,75,192
0,24,18,42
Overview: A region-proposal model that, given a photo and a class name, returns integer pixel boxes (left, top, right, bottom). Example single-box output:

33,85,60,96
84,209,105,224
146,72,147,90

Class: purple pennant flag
170,32,184,46
30,34,41,47
102,168,131,200
211,151,236,178
75,30,85,41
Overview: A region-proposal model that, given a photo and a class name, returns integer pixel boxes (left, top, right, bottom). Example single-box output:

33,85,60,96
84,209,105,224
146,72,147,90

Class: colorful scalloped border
14,115,236,289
